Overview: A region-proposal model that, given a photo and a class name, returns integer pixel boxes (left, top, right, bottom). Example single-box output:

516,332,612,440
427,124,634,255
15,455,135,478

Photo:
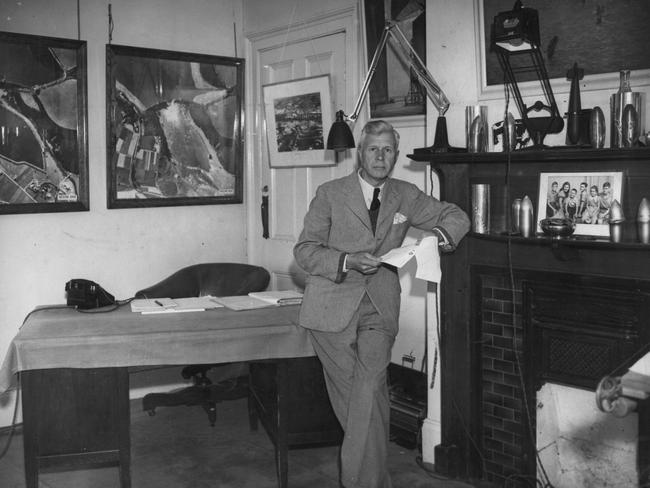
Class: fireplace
477,268,649,485
409,147,650,486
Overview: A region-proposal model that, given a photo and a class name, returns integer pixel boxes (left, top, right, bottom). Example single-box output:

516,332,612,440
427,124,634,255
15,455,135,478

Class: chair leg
203,401,217,427
248,388,259,431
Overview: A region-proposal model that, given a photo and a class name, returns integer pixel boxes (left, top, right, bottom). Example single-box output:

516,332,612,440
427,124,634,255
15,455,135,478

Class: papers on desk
380,235,441,283
130,296,224,314
247,290,303,306
213,291,303,311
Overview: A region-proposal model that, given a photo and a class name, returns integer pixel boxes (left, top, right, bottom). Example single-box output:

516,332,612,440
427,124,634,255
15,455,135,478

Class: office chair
134,262,270,426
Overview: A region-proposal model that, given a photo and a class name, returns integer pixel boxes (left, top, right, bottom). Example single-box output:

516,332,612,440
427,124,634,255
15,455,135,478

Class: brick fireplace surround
409,147,650,487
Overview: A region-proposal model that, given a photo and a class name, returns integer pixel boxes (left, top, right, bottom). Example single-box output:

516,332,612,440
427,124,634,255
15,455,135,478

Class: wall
0,0,245,427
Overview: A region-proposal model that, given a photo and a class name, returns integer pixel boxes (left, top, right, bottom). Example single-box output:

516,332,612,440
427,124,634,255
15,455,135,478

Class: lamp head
326,110,355,151
493,0,540,52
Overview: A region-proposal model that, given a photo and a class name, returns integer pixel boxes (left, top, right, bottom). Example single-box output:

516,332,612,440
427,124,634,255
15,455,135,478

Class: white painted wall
0,0,246,427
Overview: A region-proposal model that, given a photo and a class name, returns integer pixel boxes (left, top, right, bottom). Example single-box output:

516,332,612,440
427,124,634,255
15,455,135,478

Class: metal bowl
539,218,575,238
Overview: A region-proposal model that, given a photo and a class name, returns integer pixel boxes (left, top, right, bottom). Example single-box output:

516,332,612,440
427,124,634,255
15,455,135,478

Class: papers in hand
130,296,224,314
380,235,441,283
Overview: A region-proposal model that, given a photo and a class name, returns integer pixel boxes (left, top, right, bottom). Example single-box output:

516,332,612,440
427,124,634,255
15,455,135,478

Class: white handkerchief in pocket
392,212,407,225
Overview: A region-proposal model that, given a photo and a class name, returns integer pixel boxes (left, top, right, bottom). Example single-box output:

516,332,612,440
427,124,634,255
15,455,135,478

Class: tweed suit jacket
294,171,469,333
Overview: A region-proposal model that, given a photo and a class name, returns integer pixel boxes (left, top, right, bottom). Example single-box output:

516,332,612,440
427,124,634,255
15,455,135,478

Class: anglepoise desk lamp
492,0,563,148
327,20,461,153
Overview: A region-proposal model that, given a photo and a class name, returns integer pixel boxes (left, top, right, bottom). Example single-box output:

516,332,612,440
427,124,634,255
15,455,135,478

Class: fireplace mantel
408,147,650,486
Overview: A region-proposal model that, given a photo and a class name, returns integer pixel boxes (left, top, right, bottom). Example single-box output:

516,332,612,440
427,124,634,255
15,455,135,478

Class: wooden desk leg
639,401,650,486
22,421,38,488
275,360,289,488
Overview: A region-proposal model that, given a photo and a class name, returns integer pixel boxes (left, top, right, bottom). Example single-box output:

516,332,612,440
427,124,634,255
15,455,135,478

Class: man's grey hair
357,120,400,149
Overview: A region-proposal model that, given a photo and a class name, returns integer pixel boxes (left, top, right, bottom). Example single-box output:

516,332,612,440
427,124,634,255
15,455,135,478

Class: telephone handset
65,279,116,309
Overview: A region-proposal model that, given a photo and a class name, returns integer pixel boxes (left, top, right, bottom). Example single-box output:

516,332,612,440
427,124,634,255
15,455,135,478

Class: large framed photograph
106,45,243,209
537,172,623,237
262,75,333,168
477,0,650,95
0,31,88,214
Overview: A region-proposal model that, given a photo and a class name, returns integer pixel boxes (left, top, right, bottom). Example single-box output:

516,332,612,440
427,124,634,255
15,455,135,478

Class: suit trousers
309,293,395,488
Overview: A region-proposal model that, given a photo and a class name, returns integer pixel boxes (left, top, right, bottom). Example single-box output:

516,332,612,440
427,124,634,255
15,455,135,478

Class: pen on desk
155,300,164,307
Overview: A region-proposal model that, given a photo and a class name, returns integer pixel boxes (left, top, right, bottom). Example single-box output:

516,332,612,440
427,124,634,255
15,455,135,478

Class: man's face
358,132,399,186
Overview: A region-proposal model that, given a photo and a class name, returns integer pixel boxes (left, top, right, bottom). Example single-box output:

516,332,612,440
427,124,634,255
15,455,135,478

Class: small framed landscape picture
537,171,623,237
262,75,334,168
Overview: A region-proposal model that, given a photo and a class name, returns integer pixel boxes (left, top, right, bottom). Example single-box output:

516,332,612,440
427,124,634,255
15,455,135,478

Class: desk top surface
0,304,311,392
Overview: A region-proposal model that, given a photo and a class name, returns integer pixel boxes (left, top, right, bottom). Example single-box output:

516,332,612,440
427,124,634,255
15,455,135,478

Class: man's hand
346,252,382,274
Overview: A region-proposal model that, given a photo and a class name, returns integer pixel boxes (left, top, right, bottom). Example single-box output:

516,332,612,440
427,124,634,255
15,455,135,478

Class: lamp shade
326,110,355,151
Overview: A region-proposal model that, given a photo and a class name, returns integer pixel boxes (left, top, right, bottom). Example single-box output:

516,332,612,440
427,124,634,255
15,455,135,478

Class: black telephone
65,279,116,309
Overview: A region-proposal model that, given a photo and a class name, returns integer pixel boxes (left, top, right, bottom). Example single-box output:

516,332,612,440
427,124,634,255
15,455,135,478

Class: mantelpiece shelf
408,146,650,164
472,230,650,250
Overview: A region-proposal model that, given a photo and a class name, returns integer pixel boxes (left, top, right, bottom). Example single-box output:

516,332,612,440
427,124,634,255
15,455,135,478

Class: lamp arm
348,22,392,122
388,22,450,116
348,21,450,121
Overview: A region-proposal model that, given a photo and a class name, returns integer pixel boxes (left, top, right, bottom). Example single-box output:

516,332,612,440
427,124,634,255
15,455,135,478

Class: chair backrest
135,263,270,299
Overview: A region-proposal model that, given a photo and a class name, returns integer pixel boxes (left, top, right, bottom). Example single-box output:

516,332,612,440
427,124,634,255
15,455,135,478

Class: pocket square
392,212,407,225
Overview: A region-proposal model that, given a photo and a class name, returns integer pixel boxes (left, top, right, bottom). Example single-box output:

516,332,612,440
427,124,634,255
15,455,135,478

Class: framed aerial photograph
106,44,244,209
262,75,333,168
364,0,427,118
0,31,88,214
537,171,623,237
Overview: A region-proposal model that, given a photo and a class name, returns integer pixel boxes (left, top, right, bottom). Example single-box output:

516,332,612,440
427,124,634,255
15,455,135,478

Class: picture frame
106,44,244,209
262,75,333,168
477,0,650,96
0,31,89,214
364,0,427,118
537,171,623,237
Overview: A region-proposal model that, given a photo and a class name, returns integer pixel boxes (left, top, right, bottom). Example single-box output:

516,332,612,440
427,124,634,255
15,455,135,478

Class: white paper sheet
380,235,441,283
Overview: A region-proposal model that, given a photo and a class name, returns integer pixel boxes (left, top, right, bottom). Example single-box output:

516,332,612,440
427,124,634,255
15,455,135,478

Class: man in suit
294,120,469,488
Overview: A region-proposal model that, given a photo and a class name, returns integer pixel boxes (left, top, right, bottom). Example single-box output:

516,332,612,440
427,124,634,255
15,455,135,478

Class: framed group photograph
537,171,623,237
0,31,88,214
262,75,333,168
106,44,244,209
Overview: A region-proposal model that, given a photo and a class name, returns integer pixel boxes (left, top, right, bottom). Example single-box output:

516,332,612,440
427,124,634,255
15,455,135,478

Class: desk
0,304,315,488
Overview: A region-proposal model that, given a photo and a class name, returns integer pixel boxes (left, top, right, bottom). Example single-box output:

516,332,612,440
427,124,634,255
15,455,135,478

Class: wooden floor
0,396,474,488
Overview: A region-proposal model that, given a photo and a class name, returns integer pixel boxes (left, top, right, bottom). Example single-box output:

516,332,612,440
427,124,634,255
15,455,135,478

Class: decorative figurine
566,62,589,146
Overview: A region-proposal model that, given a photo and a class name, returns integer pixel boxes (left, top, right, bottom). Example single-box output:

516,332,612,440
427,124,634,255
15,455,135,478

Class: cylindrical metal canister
519,195,533,237
512,198,522,234
471,184,490,233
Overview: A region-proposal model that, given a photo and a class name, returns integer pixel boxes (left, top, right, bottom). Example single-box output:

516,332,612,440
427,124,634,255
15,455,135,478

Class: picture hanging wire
76,0,81,40
108,3,114,45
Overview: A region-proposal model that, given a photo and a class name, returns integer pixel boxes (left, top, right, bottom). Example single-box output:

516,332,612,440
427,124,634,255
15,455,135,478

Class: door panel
248,13,358,290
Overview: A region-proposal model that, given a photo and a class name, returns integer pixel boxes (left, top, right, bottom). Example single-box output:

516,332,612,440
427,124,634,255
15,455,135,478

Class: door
246,9,360,290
